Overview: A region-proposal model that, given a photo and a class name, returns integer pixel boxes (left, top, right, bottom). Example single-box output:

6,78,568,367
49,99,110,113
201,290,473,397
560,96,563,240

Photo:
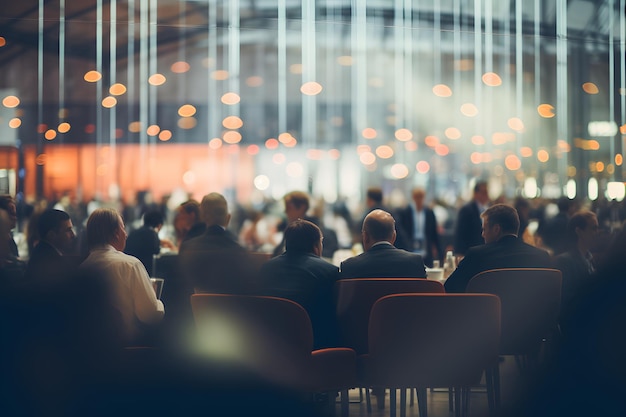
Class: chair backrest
190,294,314,384
368,293,501,387
335,278,444,354
466,268,562,355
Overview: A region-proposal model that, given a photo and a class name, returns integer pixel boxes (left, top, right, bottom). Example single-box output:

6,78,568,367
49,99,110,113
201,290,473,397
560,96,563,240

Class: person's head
473,181,490,206
366,187,383,208
0,210,11,262
283,191,309,223
481,204,520,244
0,195,17,229
200,192,231,227
37,209,75,253
362,209,396,251
143,209,164,230
284,218,323,256
556,196,574,214
567,210,598,250
86,208,127,251
174,200,200,232
411,188,426,211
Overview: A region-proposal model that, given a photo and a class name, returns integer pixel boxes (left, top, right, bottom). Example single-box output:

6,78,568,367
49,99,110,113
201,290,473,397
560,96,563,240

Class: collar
370,241,394,248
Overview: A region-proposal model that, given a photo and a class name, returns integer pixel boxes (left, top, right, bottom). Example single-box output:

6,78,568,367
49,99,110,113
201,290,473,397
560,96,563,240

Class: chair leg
448,386,454,412
340,389,349,417
454,386,462,417
365,388,372,413
462,387,470,417
417,387,428,417
390,388,397,417
493,362,502,408
410,388,415,406
400,389,407,417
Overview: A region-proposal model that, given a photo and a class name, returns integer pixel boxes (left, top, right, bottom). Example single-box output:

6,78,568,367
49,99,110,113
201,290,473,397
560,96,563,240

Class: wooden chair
358,293,501,417
190,294,357,417
466,268,562,408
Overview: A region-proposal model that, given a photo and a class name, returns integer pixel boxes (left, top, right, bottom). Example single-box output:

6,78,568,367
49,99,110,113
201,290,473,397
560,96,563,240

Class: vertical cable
621,0,625,179
534,0,541,172
278,0,286,136
394,0,404,132
352,0,367,142
556,0,569,187
128,0,135,144
96,0,103,195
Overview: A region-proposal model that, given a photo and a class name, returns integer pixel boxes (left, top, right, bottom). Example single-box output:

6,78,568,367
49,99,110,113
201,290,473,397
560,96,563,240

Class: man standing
340,209,426,279
453,180,490,256
445,204,551,293
396,187,442,267
259,219,339,349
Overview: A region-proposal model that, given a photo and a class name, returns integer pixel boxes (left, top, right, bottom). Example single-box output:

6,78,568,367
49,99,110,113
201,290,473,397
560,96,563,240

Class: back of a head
200,193,229,226
363,209,395,242
566,210,597,239
38,209,70,238
556,196,572,213
284,191,310,212
143,209,164,228
87,208,120,249
366,187,383,205
179,199,200,217
284,219,321,254
482,204,520,235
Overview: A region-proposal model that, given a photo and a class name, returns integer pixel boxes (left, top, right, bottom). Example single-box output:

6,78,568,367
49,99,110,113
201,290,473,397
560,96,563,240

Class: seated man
445,204,552,293
259,219,339,349
340,209,427,279
124,209,174,275
24,209,77,284
80,208,164,345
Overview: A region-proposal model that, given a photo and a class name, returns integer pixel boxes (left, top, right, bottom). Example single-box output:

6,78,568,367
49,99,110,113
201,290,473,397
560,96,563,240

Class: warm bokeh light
454,59,474,71
306,149,324,160
470,152,482,164
246,76,264,87
300,81,323,96
337,56,353,66
424,135,439,147
505,155,522,170
148,73,166,86
222,116,243,129
128,121,142,133
557,140,571,152
376,145,394,159
159,130,172,141
109,83,127,95
616,154,623,166
289,64,303,74
362,128,377,139
2,95,19,108
471,135,485,145
405,141,418,151
247,144,260,155
356,145,371,154
8,118,21,128
435,144,450,156
537,103,555,118
445,127,461,140
432,84,452,97
390,164,409,179
57,122,70,133
568,166,577,177
286,162,304,178
492,132,515,145
223,131,242,144
595,161,605,172
84,124,95,134
171,61,190,73
265,138,279,149
84,70,102,82
254,175,270,190
279,132,297,147
582,82,599,94
209,138,223,149
37,123,48,134
221,92,241,105
36,154,47,165
102,96,117,108
360,151,376,165
45,129,57,140
178,117,197,129
0,37,6,47
607,164,615,175
537,149,550,162
328,149,340,159
178,104,197,117
460,103,478,117
395,128,413,141
507,117,525,132
416,161,430,174
211,70,229,80
520,147,533,157
588,140,600,150
482,72,502,86
146,125,161,136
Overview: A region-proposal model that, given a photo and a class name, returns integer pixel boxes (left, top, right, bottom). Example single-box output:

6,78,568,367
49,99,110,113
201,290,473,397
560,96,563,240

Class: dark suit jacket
453,200,485,255
259,252,340,349
444,235,552,293
179,225,256,295
24,240,78,284
396,205,442,267
124,226,160,275
339,243,427,279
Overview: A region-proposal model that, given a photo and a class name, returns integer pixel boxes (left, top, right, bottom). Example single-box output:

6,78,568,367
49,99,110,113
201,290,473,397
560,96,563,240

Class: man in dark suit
340,209,427,279
124,209,165,275
179,193,256,295
453,180,490,256
259,219,339,349
24,209,77,283
445,204,552,293
396,187,443,267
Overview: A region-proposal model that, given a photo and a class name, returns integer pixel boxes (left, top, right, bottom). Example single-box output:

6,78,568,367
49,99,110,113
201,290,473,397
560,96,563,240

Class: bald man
339,209,427,279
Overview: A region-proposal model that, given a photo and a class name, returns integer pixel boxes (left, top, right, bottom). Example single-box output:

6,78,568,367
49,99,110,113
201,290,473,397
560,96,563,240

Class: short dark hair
284,191,309,212
474,180,488,194
567,210,597,238
481,204,520,235
179,200,200,217
37,209,70,238
366,187,383,204
143,209,164,228
284,219,321,254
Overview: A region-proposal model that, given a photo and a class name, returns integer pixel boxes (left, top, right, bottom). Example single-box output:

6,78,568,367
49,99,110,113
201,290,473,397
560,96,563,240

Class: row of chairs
189,268,562,417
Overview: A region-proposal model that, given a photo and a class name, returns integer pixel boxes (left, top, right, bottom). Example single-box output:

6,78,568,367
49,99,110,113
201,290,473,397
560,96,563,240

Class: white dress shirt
81,244,165,343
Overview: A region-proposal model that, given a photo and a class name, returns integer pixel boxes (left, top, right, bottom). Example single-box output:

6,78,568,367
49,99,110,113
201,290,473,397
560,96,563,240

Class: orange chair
359,293,501,417
190,294,357,417
466,268,562,407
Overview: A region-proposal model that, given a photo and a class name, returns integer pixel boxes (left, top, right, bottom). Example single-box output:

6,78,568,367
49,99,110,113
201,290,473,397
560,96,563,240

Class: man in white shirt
81,207,164,345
